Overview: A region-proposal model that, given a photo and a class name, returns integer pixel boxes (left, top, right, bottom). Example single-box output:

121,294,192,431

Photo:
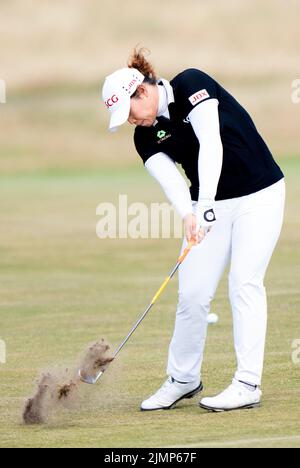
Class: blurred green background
0,0,299,448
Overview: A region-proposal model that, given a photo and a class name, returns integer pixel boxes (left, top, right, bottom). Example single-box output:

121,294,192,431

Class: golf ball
207,313,219,324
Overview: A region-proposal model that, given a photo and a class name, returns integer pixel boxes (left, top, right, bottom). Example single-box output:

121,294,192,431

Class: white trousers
167,179,286,386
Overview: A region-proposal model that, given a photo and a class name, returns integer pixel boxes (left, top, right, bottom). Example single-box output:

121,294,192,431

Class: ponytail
128,47,158,85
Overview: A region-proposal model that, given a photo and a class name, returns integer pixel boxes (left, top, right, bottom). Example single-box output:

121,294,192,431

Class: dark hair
128,47,157,97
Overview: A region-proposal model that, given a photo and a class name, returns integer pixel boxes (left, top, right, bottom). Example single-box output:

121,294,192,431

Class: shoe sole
141,382,204,412
199,401,261,413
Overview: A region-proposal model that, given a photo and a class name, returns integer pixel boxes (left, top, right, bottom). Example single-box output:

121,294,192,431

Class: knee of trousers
228,273,266,304
177,288,213,315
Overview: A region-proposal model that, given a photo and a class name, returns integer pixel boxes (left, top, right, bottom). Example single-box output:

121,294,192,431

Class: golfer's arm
145,153,193,219
188,99,223,202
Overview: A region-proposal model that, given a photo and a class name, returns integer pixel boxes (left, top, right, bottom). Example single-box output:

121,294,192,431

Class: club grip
178,239,196,263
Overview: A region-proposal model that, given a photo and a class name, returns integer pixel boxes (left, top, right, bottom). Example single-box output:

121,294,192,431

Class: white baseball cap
102,68,145,132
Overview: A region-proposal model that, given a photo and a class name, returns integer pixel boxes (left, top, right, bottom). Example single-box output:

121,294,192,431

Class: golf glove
196,199,217,233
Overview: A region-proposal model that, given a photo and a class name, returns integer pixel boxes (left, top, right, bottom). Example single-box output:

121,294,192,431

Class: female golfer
102,48,285,412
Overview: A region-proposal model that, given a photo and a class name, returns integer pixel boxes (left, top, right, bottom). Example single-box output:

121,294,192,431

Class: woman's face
128,84,158,127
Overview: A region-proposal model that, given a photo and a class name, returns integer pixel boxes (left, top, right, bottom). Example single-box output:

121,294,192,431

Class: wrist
182,209,194,222
198,197,215,207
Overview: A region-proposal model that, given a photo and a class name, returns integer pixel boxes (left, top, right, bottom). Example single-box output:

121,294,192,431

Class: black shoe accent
171,377,189,384
141,382,204,412
199,401,261,413
238,380,258,391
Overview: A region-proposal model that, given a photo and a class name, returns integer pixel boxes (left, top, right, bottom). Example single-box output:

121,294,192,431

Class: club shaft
113,260,181,358
113,303,153,358
91,241,195,383
112,241,195,359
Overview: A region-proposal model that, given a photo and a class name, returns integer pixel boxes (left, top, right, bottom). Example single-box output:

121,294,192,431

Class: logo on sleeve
189,89,210,106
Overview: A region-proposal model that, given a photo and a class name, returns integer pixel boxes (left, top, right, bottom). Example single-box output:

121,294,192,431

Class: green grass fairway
0,159,299,448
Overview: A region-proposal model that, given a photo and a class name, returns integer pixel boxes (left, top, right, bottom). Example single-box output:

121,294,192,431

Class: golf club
79,239,197,384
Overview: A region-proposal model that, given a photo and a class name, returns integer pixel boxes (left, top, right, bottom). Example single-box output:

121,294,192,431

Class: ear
137,84,149,99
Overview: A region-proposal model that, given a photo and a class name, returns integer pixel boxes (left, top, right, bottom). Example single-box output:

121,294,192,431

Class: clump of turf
23,339,113,425
79,339,114,382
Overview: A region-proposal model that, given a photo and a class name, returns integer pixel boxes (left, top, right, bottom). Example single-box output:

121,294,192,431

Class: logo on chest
157,130,171,144
189,89,210,106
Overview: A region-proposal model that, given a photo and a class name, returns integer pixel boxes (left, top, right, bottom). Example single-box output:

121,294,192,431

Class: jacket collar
158,78,175,105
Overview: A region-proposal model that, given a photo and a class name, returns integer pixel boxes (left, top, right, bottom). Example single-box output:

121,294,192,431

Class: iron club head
78,369,104,385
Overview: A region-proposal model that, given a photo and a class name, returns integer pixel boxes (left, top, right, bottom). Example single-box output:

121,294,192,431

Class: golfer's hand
196,200,217,234
184,213,206,244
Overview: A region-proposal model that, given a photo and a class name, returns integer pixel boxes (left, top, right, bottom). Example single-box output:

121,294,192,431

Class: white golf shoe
141,377,203,411
199,379,262,412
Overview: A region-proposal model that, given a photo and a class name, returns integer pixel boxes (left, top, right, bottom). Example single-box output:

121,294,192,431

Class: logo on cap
105,95,119,109
123,78,139,94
